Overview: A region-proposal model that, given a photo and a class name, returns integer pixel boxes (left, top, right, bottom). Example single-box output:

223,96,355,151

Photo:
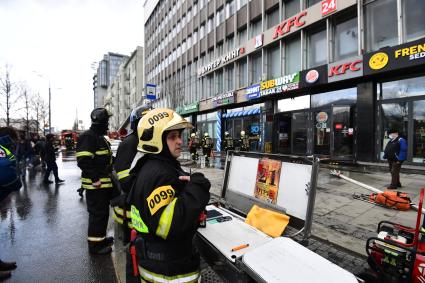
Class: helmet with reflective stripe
130,105,152,131
137,108,193,154
91,108,112,125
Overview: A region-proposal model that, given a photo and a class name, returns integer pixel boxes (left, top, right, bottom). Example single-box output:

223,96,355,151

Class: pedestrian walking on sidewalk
128,108,210,283
0,126,22,280
76,108,114,255
43,134,65,185
383,129,407,189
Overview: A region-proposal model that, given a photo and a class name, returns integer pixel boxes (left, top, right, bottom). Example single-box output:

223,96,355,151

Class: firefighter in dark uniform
188,132,200,161
76,107,114,255
239,130,250,151
112,105,151,243
129,108,211,283
222,131,234,153
201,132,213,165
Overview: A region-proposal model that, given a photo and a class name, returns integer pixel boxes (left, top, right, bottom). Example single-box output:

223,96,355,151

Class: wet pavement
0,151,117,283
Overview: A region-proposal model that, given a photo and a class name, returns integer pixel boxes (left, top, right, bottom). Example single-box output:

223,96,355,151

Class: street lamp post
49,84,51,134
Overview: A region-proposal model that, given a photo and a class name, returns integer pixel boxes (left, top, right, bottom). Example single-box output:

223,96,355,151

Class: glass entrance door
413,101,425,163
292,112,309,154
314,109,331,155
277,114,291,154
332,106,354,157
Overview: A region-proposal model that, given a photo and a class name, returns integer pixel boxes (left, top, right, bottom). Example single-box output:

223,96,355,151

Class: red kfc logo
329,60,362,77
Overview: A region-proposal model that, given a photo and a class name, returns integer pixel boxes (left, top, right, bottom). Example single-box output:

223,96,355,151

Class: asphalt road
0,151,117,283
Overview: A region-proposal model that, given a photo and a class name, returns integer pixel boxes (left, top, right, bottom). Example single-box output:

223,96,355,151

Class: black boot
0,260,16,271
55,179,65,184
104,236,114,246
77,188,85,197
88,239,113,255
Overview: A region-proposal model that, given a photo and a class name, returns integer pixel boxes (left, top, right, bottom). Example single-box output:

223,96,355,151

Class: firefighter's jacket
201,136,213,149
239,136,250,150
76,128,113,190
129,154,210,281
188,136,200,151
223,136,234,150
111,132,138,227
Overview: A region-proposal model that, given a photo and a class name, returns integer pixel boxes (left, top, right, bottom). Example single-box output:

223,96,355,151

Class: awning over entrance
222,108,261,118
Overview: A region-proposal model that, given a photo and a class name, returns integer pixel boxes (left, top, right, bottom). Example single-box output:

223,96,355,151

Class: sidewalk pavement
112,156,424,282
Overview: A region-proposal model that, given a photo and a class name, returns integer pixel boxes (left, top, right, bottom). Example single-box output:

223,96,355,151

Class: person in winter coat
43,134,65,184
76,108,114,255
0,127,22,280
383,129,408,189
128,108,210,283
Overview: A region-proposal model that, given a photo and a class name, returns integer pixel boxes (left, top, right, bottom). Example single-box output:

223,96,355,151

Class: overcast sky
0,0,144,131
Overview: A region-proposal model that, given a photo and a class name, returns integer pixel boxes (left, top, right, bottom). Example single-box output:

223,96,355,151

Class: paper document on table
242,237,358,283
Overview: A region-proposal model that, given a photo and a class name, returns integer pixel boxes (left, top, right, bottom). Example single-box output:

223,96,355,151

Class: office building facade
144,0,425,165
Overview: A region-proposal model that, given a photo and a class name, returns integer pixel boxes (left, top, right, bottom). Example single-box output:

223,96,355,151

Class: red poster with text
254,158,282,204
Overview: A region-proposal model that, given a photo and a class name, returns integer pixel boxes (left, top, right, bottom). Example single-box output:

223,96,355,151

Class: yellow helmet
137,108,193,153
191,133,196,137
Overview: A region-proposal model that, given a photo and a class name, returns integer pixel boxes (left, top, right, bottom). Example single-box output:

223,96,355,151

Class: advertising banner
245,84,261,100
259,72,300,97
254,158,282,204
364,38,425,75
328,56,363,82
212,91,235,107
299,65,328,88
180,102,199,115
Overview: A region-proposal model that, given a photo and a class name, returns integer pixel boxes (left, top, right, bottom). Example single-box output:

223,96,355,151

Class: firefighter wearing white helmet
128,108,211,283
201,132,213,165
239,130,250,151
188,132,200,161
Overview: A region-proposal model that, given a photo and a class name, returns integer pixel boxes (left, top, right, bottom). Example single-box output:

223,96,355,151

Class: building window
250,52,262,84
200,23,205,39
267,45,280,79
187,8,192,23
238,28,247,45
238,59,247,87
404,0,425,41
199,0,205,10
237,0,248,10
226,36,234,51
307,0,321,7
250,20,262,38
365,0,397,51
226,0,235,19
307,28,327,68
207,74,214,97
284,0,299,18
217,42,224,57
217,8,224,27
334,17,358,61
208,17,213,33
226,65,234,91
267,8,280,29
193,30,198,43
216,70,224,94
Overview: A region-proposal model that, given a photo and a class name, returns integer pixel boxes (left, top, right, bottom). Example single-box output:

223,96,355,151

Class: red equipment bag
369,190,411,211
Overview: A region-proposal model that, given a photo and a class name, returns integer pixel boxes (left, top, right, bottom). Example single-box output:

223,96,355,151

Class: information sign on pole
146,83,156,100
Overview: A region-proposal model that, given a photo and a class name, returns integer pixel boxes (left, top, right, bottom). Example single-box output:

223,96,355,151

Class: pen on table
231,243,249,252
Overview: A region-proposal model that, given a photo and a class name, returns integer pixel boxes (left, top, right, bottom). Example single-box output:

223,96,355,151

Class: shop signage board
259,72,300,97
321,0,337,16
254,34,263,49
272,11,307,40
180,102,199,115
328,56,363,82
300,65,328,88
246,84,261,100
364,37,425,75
197,47,245,76
212,91,235,107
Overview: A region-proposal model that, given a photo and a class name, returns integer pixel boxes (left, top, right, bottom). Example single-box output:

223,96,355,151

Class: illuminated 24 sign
321,0,337,16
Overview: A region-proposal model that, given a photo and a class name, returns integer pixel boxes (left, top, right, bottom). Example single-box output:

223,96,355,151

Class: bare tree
18,85,32,136
0,65,21,126
31,93,48,135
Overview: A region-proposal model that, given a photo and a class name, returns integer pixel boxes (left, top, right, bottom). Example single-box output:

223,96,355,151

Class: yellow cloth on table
245,205,290,238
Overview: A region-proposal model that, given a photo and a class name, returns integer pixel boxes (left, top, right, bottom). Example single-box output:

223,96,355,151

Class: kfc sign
328,56,363,82
272,11,307,39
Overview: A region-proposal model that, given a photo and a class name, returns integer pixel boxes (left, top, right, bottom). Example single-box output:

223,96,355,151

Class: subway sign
260,73,300,97
364,37,425,75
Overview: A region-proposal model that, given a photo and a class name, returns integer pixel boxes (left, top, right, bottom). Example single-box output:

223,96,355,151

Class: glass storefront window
216,70,223,95
404,0,425,41
250,52,262,84
267,45,280,79
334,17,358,61
285,35,301,75
250,20,262,38
365,0,397,51
311,88,357,108
284,0,299,19
382,77,425,100
307,28,327,68
267,9,280,29
238,59,247,87
413,101,425,163
380,102,409,157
